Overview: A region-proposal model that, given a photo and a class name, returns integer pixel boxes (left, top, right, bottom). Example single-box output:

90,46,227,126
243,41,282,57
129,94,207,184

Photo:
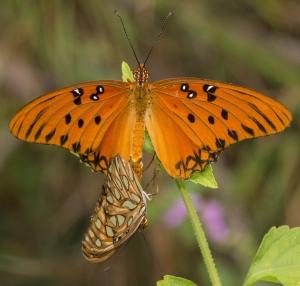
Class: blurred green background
1,0,300,285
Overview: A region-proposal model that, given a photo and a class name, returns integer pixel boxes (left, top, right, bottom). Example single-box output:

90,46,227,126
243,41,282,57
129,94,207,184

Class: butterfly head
133,63,150,88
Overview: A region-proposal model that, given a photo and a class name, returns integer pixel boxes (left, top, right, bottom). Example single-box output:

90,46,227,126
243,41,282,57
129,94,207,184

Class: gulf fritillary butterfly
82,154,148,263
9,12,292,180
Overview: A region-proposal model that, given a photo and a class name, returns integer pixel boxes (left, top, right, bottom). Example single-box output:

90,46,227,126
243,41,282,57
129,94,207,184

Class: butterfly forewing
82,154,147,263
9,80,133,156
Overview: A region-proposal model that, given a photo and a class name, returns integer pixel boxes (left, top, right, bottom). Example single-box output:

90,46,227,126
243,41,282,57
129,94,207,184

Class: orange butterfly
82,154,148,263
9,12,292,180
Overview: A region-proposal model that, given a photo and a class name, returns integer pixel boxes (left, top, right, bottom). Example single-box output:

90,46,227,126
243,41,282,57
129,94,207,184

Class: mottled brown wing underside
82,154,147,263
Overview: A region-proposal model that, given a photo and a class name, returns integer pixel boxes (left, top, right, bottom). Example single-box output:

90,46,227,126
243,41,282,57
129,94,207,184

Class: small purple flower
163,194,229,243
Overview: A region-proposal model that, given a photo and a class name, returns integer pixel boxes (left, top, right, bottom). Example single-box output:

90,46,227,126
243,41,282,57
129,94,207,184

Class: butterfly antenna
141,230,163,279
114,10,140,65
144,11,174,65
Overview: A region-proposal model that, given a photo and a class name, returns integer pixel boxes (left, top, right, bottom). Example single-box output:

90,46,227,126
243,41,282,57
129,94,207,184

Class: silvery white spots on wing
180,83,189,91
107,196,113,204
187,90,197,99
115,177,123,190
96,239,101,247
91,94,99,101
88,230,95,237
97,86,104,94
95,219,101,229
131,193,141,203
127,217,133,226
128,163,134,181
106,226,114,237
122,175,129,190
122,200,137,210
114,188,121,200
115,157,120,174
117,215,125,225
73,88,83,95
110,216,117,226
85,236,89,242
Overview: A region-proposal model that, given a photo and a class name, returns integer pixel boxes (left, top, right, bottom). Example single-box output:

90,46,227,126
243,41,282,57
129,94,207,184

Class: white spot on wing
89,230,95,237
96,239,101,247
95,219,101,229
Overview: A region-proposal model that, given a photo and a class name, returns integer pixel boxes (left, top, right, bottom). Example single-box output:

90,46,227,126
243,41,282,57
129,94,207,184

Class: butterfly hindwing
82,154,147,263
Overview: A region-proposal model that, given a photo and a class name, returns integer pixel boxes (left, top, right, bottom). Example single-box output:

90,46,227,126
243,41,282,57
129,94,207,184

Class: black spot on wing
65,114,71,124
72,142,81,152
95,116,101,125
78,119,84,128
221,109,228,120
207,93,216,102
60,134,69,146
45,129,56,142
248,102,276,131
216,138,225,149
208,116,214,124
73,97,82,105
35,124,45,140
250,117,267,134
180,83,189,92
71,88,84,97
241,124,254,136
97,85,105,94
187,90,197,99
203,84,218,93
90,94,99,101
25,108,47,139
228,129,238,141
187,114,195,123
17,122,23,136
85,148,93,154
203,145,211,151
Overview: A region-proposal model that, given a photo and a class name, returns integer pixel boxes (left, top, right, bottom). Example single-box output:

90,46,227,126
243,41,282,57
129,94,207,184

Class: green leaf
157,275,197,286
122,61,134,82
188,165,218,188
143,129,155,153
244,226,300,286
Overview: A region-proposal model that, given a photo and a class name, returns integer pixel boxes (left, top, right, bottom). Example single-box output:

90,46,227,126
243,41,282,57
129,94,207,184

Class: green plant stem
176,179,222,286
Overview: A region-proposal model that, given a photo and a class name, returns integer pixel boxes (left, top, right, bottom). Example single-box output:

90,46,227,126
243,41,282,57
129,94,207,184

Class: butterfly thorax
133,63,150,88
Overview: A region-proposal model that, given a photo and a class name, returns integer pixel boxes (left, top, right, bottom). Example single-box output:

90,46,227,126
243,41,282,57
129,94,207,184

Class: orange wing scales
9,64,292,180
147,78,292,178
82,154,147,263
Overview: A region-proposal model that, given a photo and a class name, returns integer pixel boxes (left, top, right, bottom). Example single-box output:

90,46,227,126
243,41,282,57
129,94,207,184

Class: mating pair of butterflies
9,61,292,262
9,63,292,180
